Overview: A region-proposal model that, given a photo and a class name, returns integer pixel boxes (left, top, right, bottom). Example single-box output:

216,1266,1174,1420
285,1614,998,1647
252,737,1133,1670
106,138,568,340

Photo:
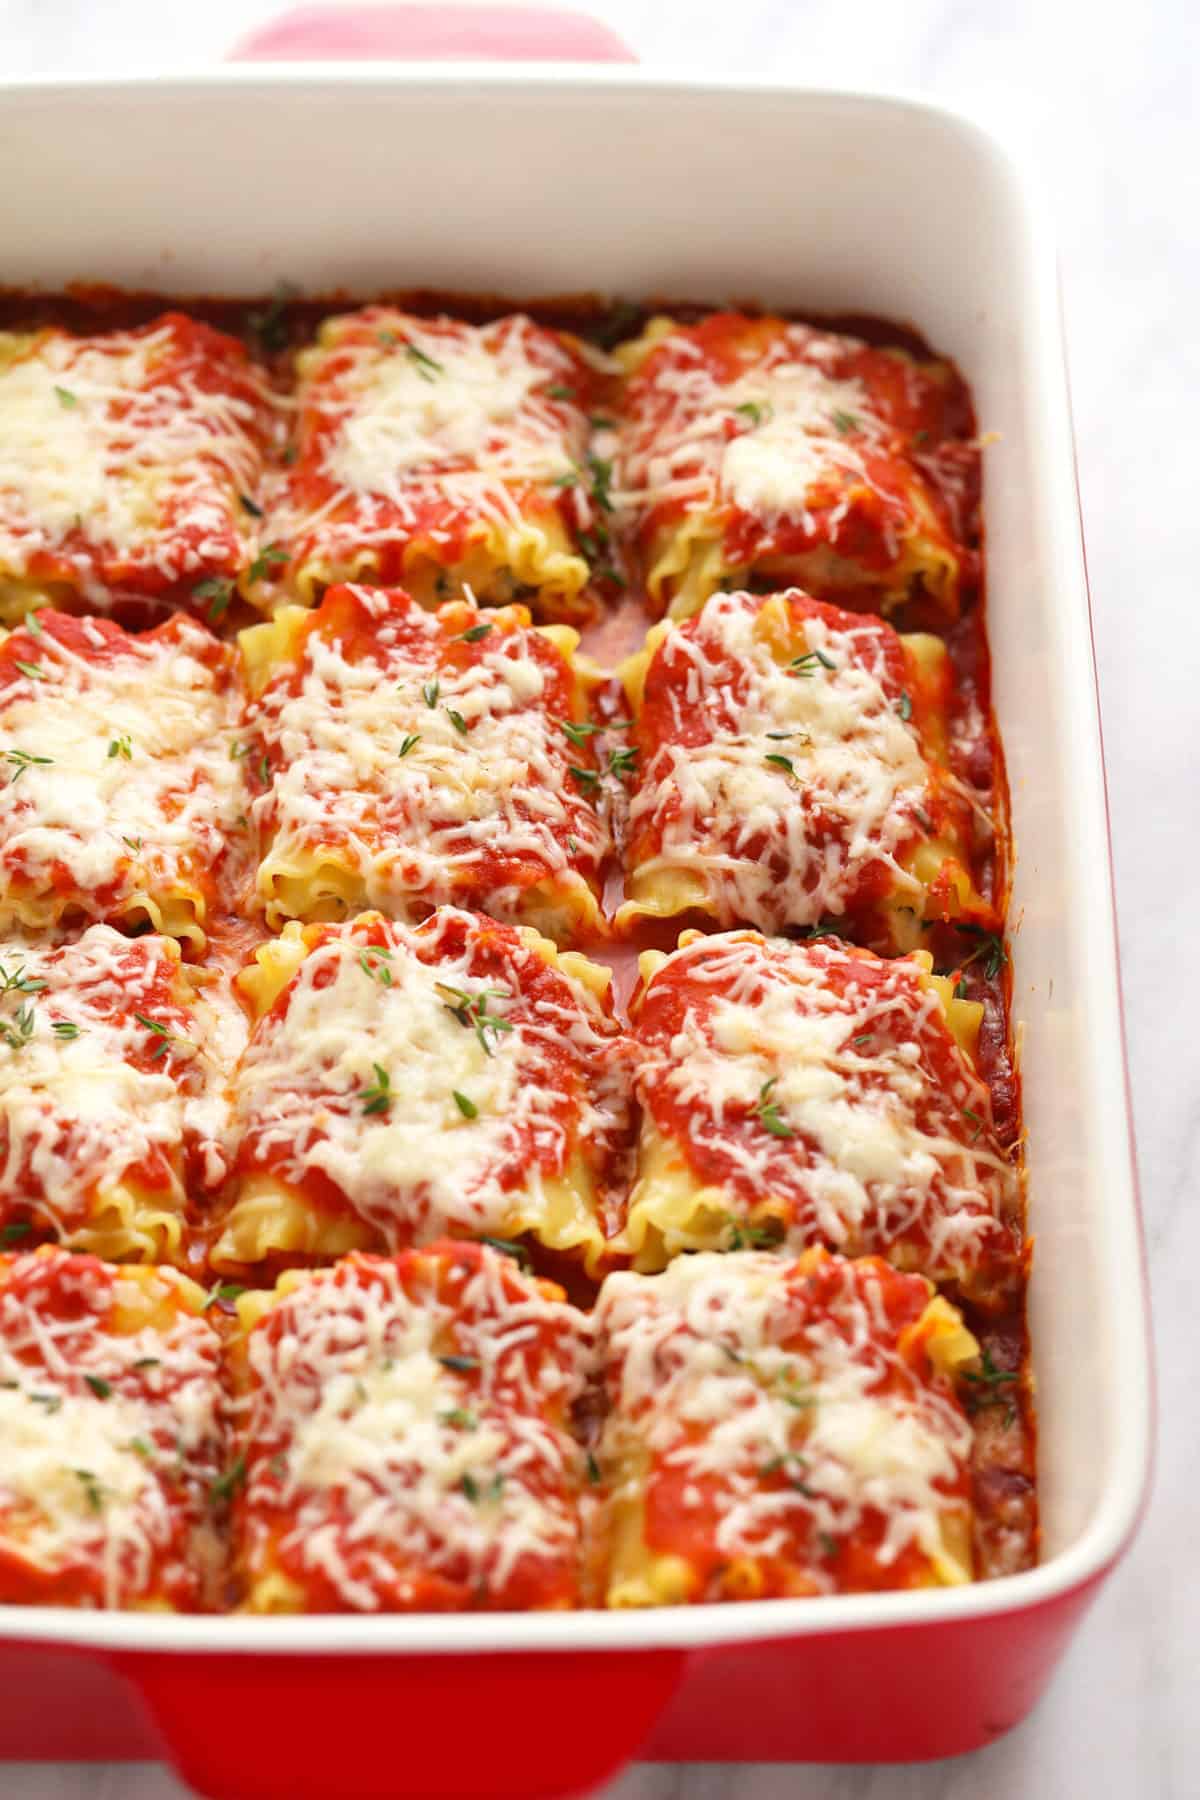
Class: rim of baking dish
0,66,1152,1654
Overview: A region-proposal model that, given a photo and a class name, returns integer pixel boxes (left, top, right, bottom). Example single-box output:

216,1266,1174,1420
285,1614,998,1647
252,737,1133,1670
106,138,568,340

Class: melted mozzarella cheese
287,312,594,544
629,592,928,926
0,927,195,1222
0,324,262,586
0,620,244,897
597,1252,971,1581
242,1251,586,1608
0,1255,223,1607
619,326,890,530
642,933,1015,1275
235,911,622,1241
254,601,607,910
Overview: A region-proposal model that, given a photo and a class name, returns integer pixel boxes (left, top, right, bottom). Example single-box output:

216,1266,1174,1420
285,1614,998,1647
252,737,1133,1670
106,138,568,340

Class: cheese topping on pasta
0,1248,225,1609
629,931,1018,1293
624,589,961,934
246,586,608,929
596,1250,976,1598
232,1244,588,1611
0,926,235,1244
0,315,271,602
0,611,244,928
230,908,632,1250
273,309,599,561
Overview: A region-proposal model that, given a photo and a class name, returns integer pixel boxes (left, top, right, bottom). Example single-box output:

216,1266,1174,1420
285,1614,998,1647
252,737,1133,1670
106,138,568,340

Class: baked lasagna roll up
0,313,273,623
0,1246,226,1609
593,1248,978,1605
623,930,1021,1303
215,907,633,1273
227,1242,590,1612
240,583,608,943
265,309,607,620
616,588,993,950
616,312,973,621
0,926,234,1262
0,610,247,948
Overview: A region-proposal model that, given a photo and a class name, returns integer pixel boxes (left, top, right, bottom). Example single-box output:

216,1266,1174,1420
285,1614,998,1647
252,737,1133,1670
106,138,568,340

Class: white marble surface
0,0,1191,1794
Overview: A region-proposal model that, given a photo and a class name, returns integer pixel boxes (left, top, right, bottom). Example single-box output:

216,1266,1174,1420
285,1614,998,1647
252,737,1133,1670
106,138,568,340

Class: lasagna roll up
616,588,994,950
265,309,608,620
0,1246,227,1609
240,583,609,944
0,610,247,948
593,1248,979,1605
0,314,273,623
0,926,234,1263
615,312,974,621
215,907,634,1274
227,1242,591,1612
622,929,1021,1304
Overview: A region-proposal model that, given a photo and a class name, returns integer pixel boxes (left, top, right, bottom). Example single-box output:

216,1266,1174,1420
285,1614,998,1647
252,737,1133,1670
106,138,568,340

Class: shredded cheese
0,320,268,597
635,932,1016,1285
627,591,930,929
0,1251,224,1607
597,1251,972,1588
239,1249,588,1609
234,909,629,1244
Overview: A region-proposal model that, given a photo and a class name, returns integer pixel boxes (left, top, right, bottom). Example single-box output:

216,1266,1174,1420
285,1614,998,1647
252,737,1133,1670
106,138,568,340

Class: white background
0,1,1193,1796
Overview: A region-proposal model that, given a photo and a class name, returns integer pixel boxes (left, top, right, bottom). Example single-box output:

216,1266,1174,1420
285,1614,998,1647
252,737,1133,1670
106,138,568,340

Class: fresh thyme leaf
445,707,469,736
54,385,78,409
72,1468,104,1512
546,384,574,401
788,649,837,678
239,492,264,518
51,1021,81,1040
437,1354,479,1372
830,408,860,434
0,1221,31,1244
210,1456,247,1504
398,733,421,758
404,340,444,381
422,679,440,709
452,1089,478,1119
107,734,133,761
194,576,235,621
459,623,493,643
753,1076,794,1139
561,718,602,747
608,746,638,779
84,1375,112,1400
955,925,1008,982
359,947,394,986
361,1063,392,1115
897,691,913,722
764,753,795,775
5,748,52,783
478,1234,531,1270
247,543,288,585
734,401,767,425
202,1282,245,1312
14,661,46,683
586,452,615,513
568,764,600,793
247,280,298,353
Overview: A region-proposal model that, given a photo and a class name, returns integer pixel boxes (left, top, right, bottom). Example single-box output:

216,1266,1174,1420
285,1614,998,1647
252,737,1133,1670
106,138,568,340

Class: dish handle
119,1645,686,1799
229,5,637,63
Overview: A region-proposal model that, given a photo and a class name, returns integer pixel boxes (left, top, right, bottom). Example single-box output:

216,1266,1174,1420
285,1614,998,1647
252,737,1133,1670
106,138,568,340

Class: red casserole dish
0,15,1151,1796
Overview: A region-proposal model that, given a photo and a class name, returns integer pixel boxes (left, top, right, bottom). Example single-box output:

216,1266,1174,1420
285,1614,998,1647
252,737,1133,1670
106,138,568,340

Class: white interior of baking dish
0,68,1150,1652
